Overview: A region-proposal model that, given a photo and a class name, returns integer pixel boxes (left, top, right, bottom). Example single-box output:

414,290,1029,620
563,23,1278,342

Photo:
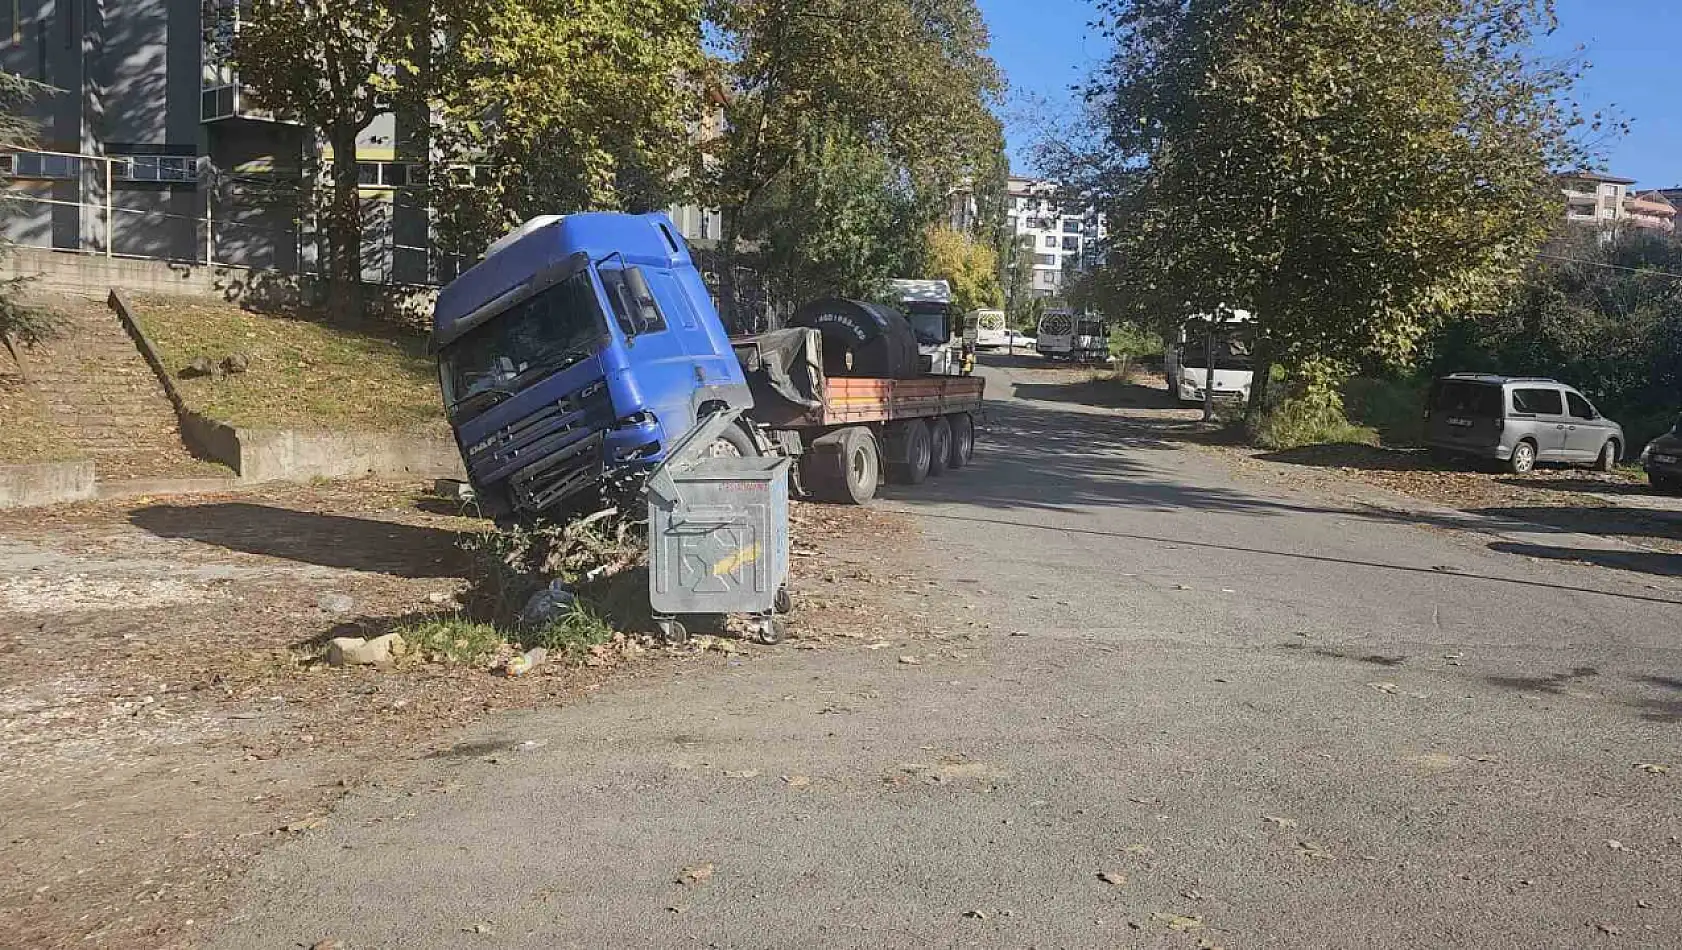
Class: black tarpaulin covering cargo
787,297,921,380
732,328,824,427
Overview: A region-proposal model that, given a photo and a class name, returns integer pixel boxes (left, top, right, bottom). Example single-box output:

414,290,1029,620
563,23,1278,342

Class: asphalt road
210,359,1682,949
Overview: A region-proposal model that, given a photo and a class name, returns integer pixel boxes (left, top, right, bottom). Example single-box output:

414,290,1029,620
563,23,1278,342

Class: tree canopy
1058,0,1595,420
704,0,1006,326
924,227,1004,315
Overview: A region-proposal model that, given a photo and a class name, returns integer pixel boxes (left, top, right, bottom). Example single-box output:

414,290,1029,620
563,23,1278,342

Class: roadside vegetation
128,294,444,432
385,510,645,672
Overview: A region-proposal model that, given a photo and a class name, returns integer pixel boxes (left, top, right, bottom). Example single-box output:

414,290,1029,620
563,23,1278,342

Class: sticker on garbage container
712,543,761,577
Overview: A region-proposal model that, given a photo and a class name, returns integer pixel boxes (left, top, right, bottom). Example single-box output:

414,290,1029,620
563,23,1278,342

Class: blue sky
979,0,1680,188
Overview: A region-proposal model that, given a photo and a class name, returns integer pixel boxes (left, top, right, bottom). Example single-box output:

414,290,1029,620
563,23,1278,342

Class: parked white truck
1035,310,1109,362
1165,309,1256,405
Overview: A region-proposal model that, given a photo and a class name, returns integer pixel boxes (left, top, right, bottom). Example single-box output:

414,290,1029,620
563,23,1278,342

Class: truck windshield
1180,328,1254,370
440,271,607,416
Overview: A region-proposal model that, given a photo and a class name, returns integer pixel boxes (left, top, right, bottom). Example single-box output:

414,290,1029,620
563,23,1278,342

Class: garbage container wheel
656,618,689,645
774,585,793,614
753,616,787,645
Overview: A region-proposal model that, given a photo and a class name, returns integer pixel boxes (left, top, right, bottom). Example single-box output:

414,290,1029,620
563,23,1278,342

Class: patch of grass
0,370,78,463
396,615,506,665
128,293,444,433
522,600,615,656
1254,396,1379,451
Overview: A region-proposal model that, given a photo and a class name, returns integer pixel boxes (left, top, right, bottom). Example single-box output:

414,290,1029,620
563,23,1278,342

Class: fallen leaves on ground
1151,912,1205,932
782,774,812,788
1262,814,1300,829
1633,762,1670,774
677,863,716,885
1097,870,1128,886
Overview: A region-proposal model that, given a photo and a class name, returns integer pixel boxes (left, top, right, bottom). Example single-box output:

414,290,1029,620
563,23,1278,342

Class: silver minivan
1425,374,1624,475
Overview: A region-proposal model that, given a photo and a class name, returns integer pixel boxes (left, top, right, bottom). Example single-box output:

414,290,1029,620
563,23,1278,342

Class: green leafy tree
705,0,1005,328
231,0,424,315
739,125,923,316
0,72,61,359
1000,234,1039,330
924,226,1003,315
427,0,706,257
1066,0,1596,429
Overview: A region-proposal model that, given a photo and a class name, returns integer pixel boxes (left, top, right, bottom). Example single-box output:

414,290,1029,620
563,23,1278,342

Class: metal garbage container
646,410,792,645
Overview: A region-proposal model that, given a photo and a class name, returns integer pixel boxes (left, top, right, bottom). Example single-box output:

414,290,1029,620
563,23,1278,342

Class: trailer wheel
927,416,952,476
885,420,932,485
946,412,974,469
807,426,880,504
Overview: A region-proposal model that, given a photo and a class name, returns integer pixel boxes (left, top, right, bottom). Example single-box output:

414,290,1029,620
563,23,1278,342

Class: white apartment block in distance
1006,176,1107,299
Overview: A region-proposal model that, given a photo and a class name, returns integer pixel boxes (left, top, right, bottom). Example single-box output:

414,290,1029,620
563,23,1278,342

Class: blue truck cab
431,212,752,517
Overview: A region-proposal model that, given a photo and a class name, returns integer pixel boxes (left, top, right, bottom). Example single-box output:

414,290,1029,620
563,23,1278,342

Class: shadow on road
898,396,1323,518
891,508,1682,606
1471,505,1682,544
129,503,466,578
1009,377,1188,412
1485,540,1682,578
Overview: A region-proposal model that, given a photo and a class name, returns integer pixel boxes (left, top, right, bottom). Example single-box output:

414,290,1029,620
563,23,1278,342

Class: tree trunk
326,129,364,320
717,205,743,333
1244,339,1274,438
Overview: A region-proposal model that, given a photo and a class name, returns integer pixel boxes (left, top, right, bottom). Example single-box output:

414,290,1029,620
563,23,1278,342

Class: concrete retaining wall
236,429,464,483
0,459,96,508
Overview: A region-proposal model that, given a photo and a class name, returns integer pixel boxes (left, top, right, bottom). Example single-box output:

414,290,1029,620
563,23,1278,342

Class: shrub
1254,395,1379,451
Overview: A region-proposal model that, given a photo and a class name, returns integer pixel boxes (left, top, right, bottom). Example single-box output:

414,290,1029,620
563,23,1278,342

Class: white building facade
1006,176,1106,299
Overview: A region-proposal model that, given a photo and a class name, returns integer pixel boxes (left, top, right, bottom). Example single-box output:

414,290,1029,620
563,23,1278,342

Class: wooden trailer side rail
819,376,984,427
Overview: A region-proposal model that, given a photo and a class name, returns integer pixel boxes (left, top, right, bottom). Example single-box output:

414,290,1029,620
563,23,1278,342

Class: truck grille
467,382,615,509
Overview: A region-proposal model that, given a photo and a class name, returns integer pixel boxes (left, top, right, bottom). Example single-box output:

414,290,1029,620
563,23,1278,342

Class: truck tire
946,412,974,469
708,422,761,458
806,426,879,504
885,419,932,485
927,417,952,476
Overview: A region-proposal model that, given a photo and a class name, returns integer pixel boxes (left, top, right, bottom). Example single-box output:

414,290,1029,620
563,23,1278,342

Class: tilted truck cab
431,212,752,518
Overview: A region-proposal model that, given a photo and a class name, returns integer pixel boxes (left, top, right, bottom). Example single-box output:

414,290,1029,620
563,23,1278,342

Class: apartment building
0,0,449,284
1005,176,1105,299
1560,171,1675,234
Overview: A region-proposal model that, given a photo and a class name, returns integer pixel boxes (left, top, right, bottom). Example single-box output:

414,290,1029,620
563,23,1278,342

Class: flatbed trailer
734,332,984,504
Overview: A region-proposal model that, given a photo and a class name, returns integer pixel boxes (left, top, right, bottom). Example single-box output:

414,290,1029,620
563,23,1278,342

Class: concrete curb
0,459,95,508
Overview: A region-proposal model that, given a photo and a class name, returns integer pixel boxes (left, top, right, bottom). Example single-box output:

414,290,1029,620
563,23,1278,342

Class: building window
1034,253,1056,266
1062,219,1080,233
1061,236,1079,250
1043,235,1055,248
2,151,80,179
114,154,197,183
357,161,427,189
